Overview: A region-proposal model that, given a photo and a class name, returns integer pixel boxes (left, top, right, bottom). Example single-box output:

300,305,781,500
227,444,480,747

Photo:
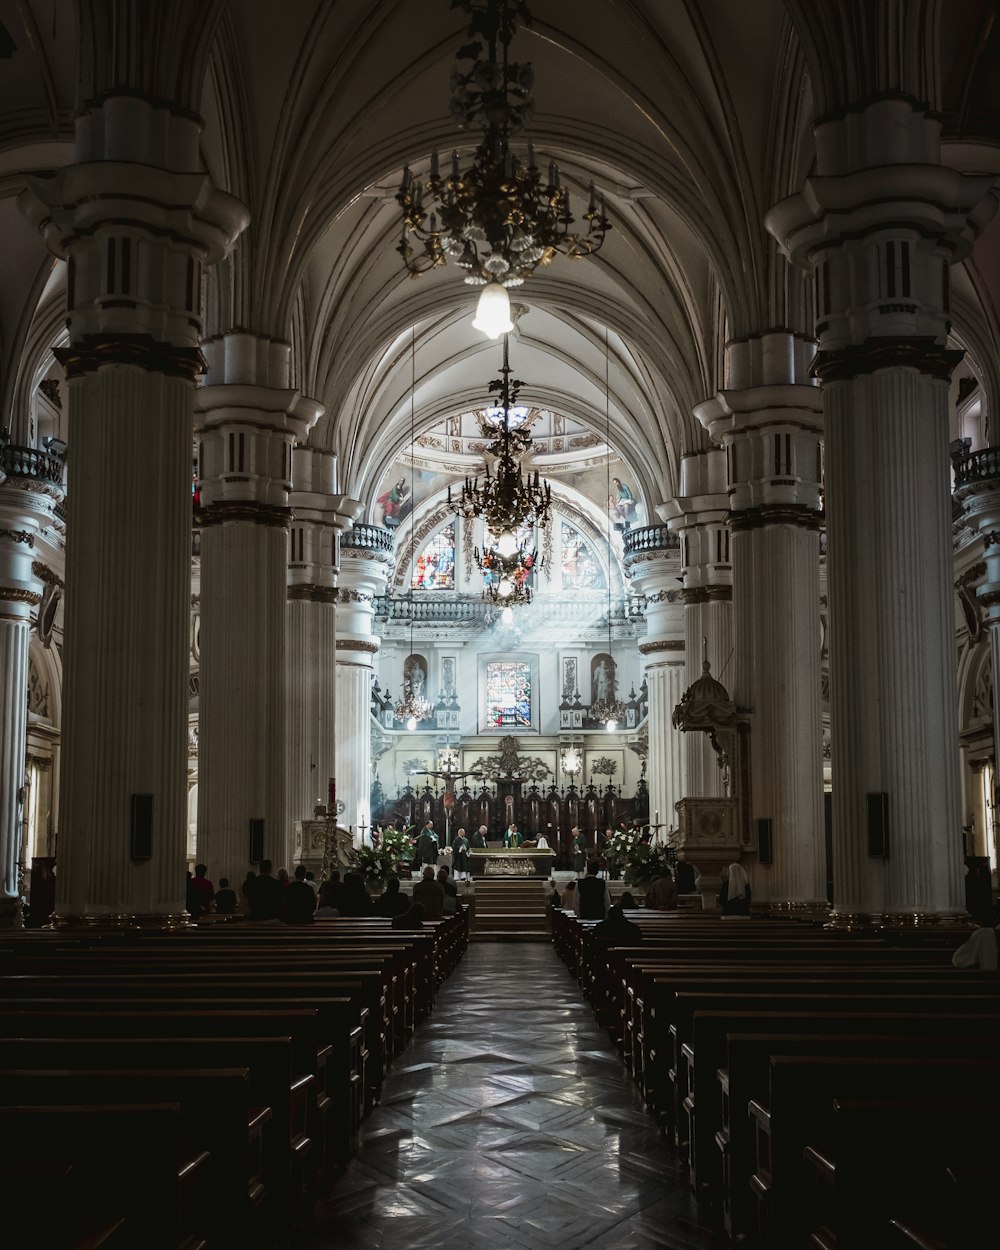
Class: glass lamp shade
472,283,514,339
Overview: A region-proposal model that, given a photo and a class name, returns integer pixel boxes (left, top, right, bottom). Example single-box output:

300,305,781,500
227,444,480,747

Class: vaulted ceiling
3,0,1000,509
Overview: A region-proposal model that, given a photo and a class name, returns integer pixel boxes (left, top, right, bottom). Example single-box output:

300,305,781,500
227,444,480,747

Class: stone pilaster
768,97,997,924
696,331,827,910
0,466,61,925
286,447,363,861
660,450,733,798
622,528,685,838
195,334,320,880
336,528,393,842
19,95,247,926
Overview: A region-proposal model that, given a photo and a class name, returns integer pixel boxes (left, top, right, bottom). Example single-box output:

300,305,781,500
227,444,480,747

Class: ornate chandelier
591,681,627,734
448,332,551,545
396,0,610,336
477,540,539,606
394,674,432,732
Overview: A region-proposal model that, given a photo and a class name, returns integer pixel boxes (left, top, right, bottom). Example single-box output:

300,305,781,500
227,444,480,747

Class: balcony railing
0,443,65,485
622,524,679,556
342,523,395,553
954,447,1000,489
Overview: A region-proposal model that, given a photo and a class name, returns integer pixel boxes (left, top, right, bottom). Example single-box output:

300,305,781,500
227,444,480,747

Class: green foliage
605,828,678,888
348,827,414,886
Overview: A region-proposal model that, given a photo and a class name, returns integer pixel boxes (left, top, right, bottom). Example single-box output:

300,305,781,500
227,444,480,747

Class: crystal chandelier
396,0,610,336
477,539,540,606
394,672,432,732
448,332,551,546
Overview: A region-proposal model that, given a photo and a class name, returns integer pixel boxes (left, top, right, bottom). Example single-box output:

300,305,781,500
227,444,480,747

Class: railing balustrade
954,447,1000,488
342,523,395,553
0,443,65,485
622,524,679,556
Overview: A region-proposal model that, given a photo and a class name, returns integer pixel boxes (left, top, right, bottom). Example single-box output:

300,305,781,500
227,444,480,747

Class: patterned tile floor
307,944,727,1250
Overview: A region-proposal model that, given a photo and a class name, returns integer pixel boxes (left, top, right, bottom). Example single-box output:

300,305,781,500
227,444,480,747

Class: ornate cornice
199,500,291,528
287,584,337,603
638,639,685,655
644,589,682,605
680,585,732,604
812,338,964,385
727,504,824,532
56,335,204,383
335,638,379,654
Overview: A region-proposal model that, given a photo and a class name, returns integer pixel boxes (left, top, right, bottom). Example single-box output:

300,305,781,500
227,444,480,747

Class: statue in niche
404,654,427,700
591,653,616,703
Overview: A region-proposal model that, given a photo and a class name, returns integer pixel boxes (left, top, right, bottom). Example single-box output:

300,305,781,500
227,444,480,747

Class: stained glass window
412,523,456,589
560,521,604,589
485,660,532,728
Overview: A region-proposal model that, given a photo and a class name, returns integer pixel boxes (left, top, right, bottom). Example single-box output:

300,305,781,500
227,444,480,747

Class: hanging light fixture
395,327,433,731
590,327,627,732
396,0,610,333
448,332,551,538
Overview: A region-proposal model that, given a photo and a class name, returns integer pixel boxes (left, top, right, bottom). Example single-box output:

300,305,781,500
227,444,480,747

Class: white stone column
623,528,685,838
335,527,393,842
286,447,362,861
19,96,247,925
0,471,60,925
195,334,320,881
768,97,996,924
697,331,826,909
661,450,733,798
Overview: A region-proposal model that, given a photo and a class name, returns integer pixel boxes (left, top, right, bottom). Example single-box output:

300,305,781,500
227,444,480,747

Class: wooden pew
749,1057,1000,1247
2,1103,212,1250
0,1069,266,1246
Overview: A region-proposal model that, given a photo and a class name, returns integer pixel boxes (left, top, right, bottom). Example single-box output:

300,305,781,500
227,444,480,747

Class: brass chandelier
396,0,610,336
448,332,551,562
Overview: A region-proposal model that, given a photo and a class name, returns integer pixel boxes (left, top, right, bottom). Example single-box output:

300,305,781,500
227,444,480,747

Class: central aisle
308,943,727,1250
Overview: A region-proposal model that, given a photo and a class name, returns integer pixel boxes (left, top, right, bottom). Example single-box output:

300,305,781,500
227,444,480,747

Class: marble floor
307,944,727,1250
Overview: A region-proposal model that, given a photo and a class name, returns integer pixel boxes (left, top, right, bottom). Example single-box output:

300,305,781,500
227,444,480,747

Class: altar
470,848,556,877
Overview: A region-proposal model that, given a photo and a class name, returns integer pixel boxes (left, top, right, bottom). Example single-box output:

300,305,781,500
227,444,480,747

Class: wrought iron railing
0,443,65,485
342,523,395,553
622,524,680,556
954,446,1000,488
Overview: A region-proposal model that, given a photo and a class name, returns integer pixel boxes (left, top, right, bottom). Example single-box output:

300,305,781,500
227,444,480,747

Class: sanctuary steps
471,878,550,942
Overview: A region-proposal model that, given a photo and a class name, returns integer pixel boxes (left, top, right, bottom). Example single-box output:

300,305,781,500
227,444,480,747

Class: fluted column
661,450,733,797
768,97,996,924
0,467,61,925
335,528,393,842
623,528,685,838
195,334,320,880
19,96,247,925
697,331,826,909
286,447,362,860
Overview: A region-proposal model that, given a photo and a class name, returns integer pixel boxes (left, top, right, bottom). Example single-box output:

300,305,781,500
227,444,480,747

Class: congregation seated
413,865,445,919
337,871,373,917
282,865,317,924
373,876,409,918
560,880,577,913
245,859,282,922
592,904,643,945
719,861,751,915
313,881,340,917
644,869,678,911
214,877,237,914
391,900,425,929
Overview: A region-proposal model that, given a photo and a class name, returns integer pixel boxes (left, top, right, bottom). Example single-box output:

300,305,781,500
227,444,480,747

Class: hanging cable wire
591,326,626,731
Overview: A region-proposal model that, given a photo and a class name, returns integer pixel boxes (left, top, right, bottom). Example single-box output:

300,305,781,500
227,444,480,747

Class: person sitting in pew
374,876,410,918
283,866,317,924
214,877,237,914
391,901,425,929
413,865,445,919
314,881,340,917
246,859,283,922
592,904,643,945
187,863,215,918
547,879,562,907
719,861,752,916
578,860,612,919
339,871,373,916
620,891,638,909
437,865,462,913
952,920,999,970
560,880,577,913
645,868,678,910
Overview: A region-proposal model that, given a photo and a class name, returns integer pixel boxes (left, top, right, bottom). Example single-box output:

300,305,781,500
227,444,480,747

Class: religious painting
479,653,540,732
608,477,638,530
412,523,456,589
560,521,604,590
376,476,411,528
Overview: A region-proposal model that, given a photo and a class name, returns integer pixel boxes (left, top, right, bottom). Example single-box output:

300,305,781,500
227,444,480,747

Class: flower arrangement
348,826,414,886
604,825,678,887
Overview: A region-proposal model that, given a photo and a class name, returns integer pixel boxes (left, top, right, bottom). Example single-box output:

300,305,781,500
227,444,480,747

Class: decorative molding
337,588,374,604
727,505,823,532
335,638,379,654
680,586,732,604
638,639,684,654
56,335,204,383
39,378,62,409
812,339,964,385
983,533,1000,550
0,587,41,605
956,561,987,589
0,529,34,546
644,589,682,604
200,500,291,528
287,584,337,603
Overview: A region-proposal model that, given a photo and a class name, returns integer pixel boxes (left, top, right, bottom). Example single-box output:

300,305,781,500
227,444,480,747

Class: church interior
2,1,1000,1247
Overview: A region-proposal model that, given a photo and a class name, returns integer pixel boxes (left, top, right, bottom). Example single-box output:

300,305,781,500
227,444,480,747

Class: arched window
412,522,456,590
